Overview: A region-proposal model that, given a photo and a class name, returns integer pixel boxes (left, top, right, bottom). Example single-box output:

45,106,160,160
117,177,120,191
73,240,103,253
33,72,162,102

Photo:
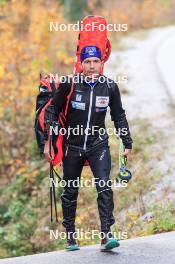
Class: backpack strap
40,73,59,93
64,77,74,117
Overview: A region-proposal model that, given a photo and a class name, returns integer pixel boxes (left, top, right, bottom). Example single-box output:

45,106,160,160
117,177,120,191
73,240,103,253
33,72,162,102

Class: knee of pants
61,187,79,207
97,188,114,207
61,195,77,222
96,180,113,194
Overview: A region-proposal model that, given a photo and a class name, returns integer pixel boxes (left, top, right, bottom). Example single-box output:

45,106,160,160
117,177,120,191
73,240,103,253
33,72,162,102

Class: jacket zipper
65,146,69,156
83,85,94,150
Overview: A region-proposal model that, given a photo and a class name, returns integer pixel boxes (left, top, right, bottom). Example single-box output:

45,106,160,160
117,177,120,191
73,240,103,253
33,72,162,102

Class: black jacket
44,74,133,150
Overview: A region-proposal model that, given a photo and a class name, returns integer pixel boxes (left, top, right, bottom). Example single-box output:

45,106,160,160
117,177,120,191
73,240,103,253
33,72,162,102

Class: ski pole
49,121,62,222
49,133,54,222
49,163,53,222
50,163,58,222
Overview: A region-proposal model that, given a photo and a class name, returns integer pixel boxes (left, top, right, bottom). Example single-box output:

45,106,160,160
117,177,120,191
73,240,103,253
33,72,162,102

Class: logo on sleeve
95,96,109,107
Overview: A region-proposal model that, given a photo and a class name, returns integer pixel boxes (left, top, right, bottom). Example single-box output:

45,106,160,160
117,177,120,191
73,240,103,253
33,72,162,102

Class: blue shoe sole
66,245,80,251
101,239,120,251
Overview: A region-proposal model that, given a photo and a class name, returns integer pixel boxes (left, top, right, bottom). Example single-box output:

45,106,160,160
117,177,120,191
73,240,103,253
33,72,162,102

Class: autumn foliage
0,0,175,258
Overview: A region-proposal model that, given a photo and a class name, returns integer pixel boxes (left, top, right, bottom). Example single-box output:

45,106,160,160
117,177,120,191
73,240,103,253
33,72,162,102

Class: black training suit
44,74,133,233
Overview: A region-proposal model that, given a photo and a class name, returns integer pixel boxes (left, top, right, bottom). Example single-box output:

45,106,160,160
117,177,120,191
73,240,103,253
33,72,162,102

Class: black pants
61,141,115,233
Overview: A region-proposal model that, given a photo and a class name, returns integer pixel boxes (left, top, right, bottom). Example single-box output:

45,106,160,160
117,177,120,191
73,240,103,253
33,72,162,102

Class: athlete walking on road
44,46,133,251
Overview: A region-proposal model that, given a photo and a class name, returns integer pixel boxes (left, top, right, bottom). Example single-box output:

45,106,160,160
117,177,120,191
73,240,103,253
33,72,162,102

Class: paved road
0,231,175,264
156,27,175,106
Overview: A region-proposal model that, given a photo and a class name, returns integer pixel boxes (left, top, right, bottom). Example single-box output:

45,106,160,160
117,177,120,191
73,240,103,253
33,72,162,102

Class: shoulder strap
40,74,59,93
64,77,74,117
